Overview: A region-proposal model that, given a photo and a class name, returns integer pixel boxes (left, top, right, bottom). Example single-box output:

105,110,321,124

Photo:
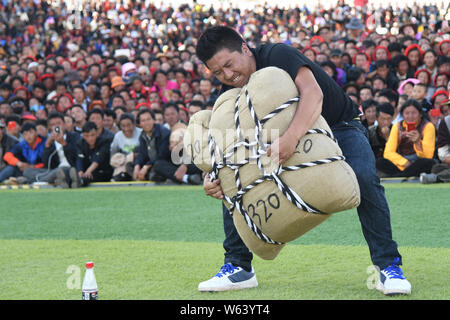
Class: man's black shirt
221,43,360,127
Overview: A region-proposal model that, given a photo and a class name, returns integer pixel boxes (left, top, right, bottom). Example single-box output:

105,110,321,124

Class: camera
54,126,61,134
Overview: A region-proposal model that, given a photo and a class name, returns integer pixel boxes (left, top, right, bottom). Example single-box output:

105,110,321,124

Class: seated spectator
103,109,118,134
151,70,179,104
69,104,87,134
391,54,413,83
376,99,436,177
0,122,46,183
5,115,21,140
35,119,48,138
420,110,450,184
73,121,113,187
110,113,142,181
153,110,164,125
23,112,78,186
87,109,115,145
188,100,205,120
368,103,395,160
152,124,203,185
411,83,432,113
133,109,171,182
0,116,19,182
413,68,434,101
397,78,420,98
371,60,399,91
361,99,378,128
163,102,181,131
359,85,374,103
431,90,449,110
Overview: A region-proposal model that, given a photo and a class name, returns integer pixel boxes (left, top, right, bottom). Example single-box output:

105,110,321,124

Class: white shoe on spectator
420,173,437,184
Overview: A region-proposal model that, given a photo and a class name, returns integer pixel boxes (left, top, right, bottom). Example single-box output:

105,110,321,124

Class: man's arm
267,66,323,164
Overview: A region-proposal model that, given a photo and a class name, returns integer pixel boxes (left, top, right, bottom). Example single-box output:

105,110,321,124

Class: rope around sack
207,86,345,245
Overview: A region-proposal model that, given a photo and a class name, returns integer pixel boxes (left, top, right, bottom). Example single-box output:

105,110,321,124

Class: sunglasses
30,105,45,112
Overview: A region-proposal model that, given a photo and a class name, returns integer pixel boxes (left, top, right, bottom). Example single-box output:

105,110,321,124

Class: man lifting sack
185,67,361,260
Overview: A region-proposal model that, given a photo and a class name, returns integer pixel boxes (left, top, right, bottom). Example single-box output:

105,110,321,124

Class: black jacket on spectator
0,132,19,170
42,131,80,169
99,127,115,145
135,123,171,167
76,136,113,181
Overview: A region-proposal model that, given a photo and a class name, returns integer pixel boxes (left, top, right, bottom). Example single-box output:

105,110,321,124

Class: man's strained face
206,43,257,88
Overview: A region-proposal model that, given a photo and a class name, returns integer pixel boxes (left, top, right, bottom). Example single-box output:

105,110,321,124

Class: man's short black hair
88,108,104,119
82,121,98,133
375,59,389,69
21,122,36,133
136,108,155,124
378,88,399,106
196,26,245,65
163,102,179,113
362,99,378,111
118,113,135,126
377,102,395,116
104,109,116,119
346,67,364,83
188,100,205,109
47,111,65,122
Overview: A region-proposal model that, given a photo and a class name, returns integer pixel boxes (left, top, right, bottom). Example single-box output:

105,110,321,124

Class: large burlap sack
185,67,360,260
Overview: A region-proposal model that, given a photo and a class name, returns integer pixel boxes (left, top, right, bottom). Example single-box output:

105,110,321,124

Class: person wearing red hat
433,71,450,89
13,86,30,100
41,73,56,92
437,39,450,57
404,44,424,72
56,93,74,113
431,90,449,109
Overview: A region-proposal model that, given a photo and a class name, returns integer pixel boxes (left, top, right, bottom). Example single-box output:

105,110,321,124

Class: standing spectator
377,99,436,177
72,121,113,187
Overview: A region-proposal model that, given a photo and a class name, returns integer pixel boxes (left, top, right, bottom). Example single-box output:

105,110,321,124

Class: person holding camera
376,99,436,177
1,122,46,184
23,112,79,186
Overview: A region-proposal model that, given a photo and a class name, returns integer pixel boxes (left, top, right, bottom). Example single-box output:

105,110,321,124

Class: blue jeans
222,119,401,270
0,165,21,182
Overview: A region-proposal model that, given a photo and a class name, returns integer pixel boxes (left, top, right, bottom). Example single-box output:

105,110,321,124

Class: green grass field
0,183,448,300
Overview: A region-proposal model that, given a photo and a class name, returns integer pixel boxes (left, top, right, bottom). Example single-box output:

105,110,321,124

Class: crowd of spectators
0,0,449,187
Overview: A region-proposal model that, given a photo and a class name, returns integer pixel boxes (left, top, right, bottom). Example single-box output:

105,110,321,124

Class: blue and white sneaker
376,258,411,295
198,263,258,292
